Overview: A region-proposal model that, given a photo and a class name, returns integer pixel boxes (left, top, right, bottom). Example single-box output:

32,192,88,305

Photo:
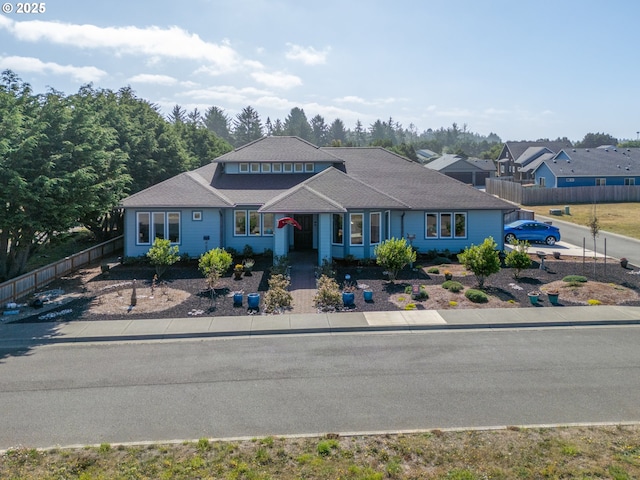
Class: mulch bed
11,255,640,323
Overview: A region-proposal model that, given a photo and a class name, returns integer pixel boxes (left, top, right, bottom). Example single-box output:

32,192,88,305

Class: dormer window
294,163,303,173
261,163,271,173
250,163,260,173
305,163,314,172
272,163,282,173
239,163,249,173
283,163,293,173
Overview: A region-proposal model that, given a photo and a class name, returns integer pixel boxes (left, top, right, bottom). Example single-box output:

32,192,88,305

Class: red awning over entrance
277,216,302,230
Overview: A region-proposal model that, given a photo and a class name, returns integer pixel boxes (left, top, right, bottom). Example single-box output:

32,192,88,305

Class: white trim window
350,213,363,245
370,212,381,244
332,214,344,245
283,163,293,173
137,212,150,245
595,178,606,186
239,163,249,173
262,213,275,235
425,212,467,239
137,211,180,245
272,163,282,173
304,163,314,172
261,163,272,173
250,163,260,173
625,178,635,186
235,210,247,235
294,163,304,173
249,210,260,236
167,212,181,243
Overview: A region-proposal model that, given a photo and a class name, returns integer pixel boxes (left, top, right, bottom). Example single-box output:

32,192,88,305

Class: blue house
532,147,640,188
121,136,515,265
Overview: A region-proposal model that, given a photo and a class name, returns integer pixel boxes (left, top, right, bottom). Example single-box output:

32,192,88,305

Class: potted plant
342,280,357,307
243,258,255,274
363,289,373,302
444,270,453,281
233,264,244,280
553,251,561,259
546,289,559,305
620,257,629,268
528,291,541,305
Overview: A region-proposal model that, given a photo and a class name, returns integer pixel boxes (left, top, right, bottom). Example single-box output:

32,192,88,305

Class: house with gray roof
425,154,496,186
121,136,515,265
532,147,640,187
496,141,569,180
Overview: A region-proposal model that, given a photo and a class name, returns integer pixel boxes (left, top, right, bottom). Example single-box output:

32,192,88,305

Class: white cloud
285,44,330,65
334,95,400,107
250,71,302,89
0,55,106,82
128,74,178,86
180,85,273,104
2,18,243,74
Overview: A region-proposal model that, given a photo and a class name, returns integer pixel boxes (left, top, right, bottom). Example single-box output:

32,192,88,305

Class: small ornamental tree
505,240,532,279
146,238,179,278
264,274,293,313
457,236,501,288
199,248,233,289
374,237,417,282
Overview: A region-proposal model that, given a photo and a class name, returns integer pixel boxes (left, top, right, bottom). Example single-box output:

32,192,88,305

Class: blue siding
534,163,557,188
124,208,222,258
556,175,640,187
223,209,275,254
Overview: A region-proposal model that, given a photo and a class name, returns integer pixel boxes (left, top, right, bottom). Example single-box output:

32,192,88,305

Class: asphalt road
1,327,639,449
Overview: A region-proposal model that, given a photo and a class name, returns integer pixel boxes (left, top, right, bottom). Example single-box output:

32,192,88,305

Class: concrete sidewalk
2,306,640,347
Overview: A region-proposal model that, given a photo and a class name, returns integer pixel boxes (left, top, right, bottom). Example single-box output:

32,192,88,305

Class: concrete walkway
1,306,639,348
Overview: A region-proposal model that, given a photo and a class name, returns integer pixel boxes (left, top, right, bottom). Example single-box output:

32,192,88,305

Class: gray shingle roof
539,148,640,177
519,153,554,173
514,146,554,165
505,141,568,160
216,136,343,163
260,167,408,213
122,137,515,212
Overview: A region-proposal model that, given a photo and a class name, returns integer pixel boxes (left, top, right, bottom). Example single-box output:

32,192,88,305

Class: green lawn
526,203,640,240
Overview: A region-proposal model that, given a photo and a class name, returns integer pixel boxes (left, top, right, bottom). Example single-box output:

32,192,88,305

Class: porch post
273,214,289,259
317,213,331,266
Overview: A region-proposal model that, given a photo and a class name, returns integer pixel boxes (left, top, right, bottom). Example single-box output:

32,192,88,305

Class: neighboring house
532,147,640,187
121,136,515,265
496,141,568,180
424,154,496,186
416,148,439,163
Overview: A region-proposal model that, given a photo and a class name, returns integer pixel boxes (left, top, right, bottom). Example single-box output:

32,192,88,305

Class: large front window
249,210,260,235
350,213,363,245
263,213,275,235
333,214,343,244
425,212,467,239
370,212,381,244
235,211,247,235
136,211,180,245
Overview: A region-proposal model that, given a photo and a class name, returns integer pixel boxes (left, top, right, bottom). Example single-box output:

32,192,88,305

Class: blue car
504,220,561,245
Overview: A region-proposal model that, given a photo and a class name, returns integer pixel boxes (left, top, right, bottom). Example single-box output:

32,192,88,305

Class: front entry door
293,214,313,250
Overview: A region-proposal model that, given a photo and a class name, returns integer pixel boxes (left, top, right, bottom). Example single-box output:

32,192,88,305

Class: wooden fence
487,178,640,205
0,236,123,305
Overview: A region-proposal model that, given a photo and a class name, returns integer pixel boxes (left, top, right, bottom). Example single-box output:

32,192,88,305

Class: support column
317,213,331,266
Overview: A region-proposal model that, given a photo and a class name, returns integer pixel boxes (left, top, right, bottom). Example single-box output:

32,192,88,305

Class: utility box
564,205,571,215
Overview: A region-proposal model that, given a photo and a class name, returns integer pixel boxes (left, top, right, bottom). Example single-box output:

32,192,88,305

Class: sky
1,0,639,143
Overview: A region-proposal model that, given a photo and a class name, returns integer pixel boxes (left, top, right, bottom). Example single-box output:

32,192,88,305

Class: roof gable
216,136,342,163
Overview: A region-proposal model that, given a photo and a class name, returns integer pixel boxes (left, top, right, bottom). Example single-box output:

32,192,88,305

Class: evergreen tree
283,107,313,141
203,106,232,143
232,106,263,146
329,118,347,145
310,114,328,146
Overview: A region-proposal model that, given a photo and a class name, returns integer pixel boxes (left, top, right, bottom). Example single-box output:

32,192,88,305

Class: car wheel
545,236,556,246
505,233,516,244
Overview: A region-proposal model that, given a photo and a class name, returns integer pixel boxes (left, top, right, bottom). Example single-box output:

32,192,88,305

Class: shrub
264,274,293,313
563,275,588,283
317,439,339,457
449,300,458,307
414,286,429,300
315,258,336,278
242,244,254,258
587,299,602,306
270,255,290,276
404,285,412,295
146,238,180,278
404,303,417,310
427,267,440,274
504,240,532,279
199,248,233,288
314,275,342,310
465,288,489,303
374,237,417,282
432,256,452,265
457,237,501,288
442,280,464,292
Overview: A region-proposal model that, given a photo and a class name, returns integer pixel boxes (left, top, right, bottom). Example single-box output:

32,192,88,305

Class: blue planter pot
247,293,260,309
363,290,373,302
528,293,539,305
547,293,559,305
233,292,243,305
342,291,355,307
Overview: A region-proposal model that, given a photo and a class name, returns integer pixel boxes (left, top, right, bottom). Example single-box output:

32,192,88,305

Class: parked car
504,220,561,245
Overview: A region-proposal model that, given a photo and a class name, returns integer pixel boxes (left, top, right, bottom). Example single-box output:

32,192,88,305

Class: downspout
400,211,405,239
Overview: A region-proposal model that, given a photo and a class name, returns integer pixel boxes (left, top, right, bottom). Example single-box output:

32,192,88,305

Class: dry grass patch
391,285,518,310
541,280,638,305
